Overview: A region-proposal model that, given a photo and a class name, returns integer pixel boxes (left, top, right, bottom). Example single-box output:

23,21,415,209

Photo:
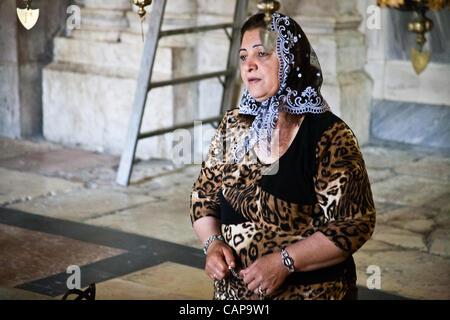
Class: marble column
279,0,373,145
0,0,70,138
0,0,21,138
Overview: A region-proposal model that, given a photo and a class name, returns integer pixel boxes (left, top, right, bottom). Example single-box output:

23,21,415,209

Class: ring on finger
258,287,266,296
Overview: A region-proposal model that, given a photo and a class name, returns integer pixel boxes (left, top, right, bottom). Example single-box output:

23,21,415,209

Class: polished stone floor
0,136,449,300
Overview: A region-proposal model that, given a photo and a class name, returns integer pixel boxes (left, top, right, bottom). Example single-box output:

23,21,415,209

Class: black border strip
0,207,205,296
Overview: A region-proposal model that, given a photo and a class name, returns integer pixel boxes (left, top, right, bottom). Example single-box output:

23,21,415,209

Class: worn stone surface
58,261,212,300
389,218,435,235
371,175,450,207
119,262,212,299
434,212,450,228
0,168,82,206
0,148,119,179
394,155,450,181
85,193,199,248
9,188,153,222
1,137,449,300
361,145,426,169
371,224,427,251
354,247,450,300
429,229,450,258
366,167,394,184
376,206,438,225
0,137,61,160
0,223,125,287
421,192,450,213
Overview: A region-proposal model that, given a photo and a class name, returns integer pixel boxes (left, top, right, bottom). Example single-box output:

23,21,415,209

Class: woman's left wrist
280,248,295,273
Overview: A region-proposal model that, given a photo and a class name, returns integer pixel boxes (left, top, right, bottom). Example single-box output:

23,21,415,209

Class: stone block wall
0,0,71,138
10,0,447,158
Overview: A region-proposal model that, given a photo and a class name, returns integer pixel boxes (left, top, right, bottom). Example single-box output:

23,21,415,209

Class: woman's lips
248,77,261,85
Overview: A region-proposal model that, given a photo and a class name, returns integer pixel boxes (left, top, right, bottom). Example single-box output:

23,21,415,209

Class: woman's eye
258,52,269,57
240,55,247,62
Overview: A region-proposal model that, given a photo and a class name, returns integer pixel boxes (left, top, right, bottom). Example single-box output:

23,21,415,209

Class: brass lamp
257,0,281,52
131,0,153,41
377,0,450,74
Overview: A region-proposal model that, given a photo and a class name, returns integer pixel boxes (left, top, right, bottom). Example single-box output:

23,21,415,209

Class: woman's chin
248,92,266,103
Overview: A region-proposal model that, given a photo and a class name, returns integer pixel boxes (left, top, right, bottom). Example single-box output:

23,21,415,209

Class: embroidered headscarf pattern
232,13,330,163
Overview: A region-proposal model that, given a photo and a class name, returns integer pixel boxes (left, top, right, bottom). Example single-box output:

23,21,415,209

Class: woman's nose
246,56,257,73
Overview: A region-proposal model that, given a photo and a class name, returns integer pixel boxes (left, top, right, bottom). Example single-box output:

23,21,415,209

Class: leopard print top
190,108,376,300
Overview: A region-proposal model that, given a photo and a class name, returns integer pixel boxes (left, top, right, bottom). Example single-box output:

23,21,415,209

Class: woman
190,12,376,300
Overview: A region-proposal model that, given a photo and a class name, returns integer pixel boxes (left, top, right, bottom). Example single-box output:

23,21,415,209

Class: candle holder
256,0,281,52
377,0,450,74
17,0,40,30
131,0,153,41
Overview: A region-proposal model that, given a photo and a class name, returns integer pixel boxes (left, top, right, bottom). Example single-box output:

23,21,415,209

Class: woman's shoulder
222,108,253,129
307,110,354,137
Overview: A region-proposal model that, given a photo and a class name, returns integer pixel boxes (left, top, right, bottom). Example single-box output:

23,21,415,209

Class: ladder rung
149,70,228,89
138,116,222,140
159,23,233,37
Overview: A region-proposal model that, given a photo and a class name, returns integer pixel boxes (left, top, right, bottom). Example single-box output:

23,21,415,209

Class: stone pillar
0,0,21,138
279,0,373,145
0,0,70,138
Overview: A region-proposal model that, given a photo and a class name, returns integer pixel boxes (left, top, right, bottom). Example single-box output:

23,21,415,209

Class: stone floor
0,136,449,300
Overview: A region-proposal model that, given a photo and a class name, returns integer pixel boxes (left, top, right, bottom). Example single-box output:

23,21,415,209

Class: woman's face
239,28,280,102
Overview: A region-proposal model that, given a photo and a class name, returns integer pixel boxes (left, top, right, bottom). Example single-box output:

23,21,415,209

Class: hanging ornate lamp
256,0,281,52
131,0,153,41
17,0,39,30
377,0,450,75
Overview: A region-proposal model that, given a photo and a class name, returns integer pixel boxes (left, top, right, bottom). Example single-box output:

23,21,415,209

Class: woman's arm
190,111,236,280
193,216,236,280
193,216,222,244
285,231,347,272
242,121,376,295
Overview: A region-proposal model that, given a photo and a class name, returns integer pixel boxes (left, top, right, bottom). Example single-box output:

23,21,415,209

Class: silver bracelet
203,234,224,255
281,248,295,273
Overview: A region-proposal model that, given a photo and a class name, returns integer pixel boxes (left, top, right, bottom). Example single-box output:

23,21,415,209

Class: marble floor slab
0,168,82,206
371,175,450,207
9,188,155,223
0,137,61,160
85,193,199,248
354,241,450,300
56,262,213,300
0,223,125,287
0,148,119,178
77,262,214,300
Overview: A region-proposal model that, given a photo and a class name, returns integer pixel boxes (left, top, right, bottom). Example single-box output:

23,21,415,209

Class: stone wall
0,0,71,138
8,0,446,158
358,0,450,106
357,0,450,150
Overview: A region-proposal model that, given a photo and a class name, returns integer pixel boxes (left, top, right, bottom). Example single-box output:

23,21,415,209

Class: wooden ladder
116,0,249,186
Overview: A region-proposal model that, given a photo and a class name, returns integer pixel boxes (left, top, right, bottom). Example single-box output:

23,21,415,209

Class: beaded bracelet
203,234,224,255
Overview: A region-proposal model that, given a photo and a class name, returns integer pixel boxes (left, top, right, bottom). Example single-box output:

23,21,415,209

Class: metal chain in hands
214,266,265,300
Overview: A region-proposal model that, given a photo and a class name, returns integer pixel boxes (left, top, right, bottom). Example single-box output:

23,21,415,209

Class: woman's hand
240,252,289,296
205,240,236,281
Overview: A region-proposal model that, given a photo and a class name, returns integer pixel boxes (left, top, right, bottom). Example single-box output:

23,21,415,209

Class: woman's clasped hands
205,241,289,297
